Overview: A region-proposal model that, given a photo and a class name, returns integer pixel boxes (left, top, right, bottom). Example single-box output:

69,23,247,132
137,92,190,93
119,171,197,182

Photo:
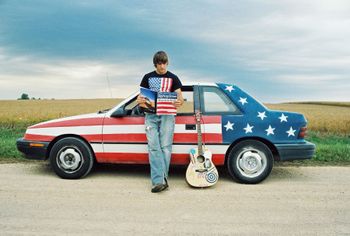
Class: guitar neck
195,111,204,156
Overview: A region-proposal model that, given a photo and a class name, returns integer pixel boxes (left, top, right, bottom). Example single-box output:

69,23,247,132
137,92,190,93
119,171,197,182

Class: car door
98,96,148,164
98,86,201,165
198,85,243,165
171,86,197,164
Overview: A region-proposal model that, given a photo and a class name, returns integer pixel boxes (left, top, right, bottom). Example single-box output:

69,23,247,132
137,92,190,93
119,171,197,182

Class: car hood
29,112,106,129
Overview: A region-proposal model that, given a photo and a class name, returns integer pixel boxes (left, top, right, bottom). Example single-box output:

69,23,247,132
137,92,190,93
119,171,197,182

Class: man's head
153,51,168,75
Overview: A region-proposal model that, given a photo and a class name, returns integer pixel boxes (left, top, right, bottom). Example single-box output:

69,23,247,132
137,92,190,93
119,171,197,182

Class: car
16,83,316,183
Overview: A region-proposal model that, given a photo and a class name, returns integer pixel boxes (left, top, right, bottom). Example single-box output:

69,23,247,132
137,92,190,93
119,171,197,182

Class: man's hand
174,88,184,108
174,99,183,108
137,95,146,105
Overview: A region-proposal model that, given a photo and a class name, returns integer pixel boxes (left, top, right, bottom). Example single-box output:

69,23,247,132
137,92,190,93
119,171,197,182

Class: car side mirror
111,107,127,117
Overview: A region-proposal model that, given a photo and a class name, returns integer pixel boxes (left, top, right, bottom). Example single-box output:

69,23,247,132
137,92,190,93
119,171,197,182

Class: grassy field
0,99,122,129
0,99,349,164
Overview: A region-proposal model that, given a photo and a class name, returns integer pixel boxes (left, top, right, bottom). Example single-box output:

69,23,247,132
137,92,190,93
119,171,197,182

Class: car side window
125,98,138,111
123,97,145,116
177,90,194,114
201,87,240,114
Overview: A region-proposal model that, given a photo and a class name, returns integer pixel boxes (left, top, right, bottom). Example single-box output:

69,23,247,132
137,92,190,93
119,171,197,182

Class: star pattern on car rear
225,85,234,92
224,121,234,131
257,111,267,120
265,125,275,136
243,123,254,133
239,97,248,105
219,83,302,140
279,113,288,122
286,126,296,137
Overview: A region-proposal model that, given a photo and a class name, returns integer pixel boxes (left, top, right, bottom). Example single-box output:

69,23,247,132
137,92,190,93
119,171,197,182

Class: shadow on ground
26,160,310,183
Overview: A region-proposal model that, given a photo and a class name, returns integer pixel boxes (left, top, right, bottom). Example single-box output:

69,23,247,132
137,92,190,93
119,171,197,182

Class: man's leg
159,115,175,181
145,114,166,186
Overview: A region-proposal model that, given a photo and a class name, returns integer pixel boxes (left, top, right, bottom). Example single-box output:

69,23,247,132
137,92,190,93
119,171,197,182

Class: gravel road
0,162,349,235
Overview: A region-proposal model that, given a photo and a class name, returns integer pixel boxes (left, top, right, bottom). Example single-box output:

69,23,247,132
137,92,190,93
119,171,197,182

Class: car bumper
275,141,316,161
16,138,49,160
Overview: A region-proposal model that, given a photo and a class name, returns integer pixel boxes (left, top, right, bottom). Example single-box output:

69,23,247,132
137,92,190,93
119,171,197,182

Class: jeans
145,113,175,186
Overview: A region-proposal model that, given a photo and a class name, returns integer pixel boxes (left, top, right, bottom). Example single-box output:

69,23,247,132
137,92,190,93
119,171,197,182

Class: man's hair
153,51,168,66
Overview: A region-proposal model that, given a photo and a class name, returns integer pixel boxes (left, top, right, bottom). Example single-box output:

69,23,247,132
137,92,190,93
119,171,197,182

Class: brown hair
153,51,168,66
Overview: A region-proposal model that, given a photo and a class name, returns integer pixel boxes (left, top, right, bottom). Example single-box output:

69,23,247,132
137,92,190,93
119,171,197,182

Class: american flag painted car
17,83,315,183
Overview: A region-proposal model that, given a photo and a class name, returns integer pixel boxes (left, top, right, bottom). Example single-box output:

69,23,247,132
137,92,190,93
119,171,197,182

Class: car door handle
185,124,196,130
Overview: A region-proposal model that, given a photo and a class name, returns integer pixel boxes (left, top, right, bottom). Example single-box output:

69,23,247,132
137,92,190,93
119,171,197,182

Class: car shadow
28,161,309,183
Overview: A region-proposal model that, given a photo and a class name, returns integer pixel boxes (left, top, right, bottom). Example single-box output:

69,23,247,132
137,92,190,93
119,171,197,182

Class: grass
0,99,349,165
0,126,26,161
303,131,350,165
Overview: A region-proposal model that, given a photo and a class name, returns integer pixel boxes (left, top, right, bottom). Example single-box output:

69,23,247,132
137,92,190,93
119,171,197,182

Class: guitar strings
200,115,206,149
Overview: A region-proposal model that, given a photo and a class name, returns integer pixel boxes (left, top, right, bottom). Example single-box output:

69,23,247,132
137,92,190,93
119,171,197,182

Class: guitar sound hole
197,155,205,163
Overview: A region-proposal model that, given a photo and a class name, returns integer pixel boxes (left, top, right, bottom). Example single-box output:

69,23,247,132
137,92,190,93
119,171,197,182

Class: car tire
49,137,94,179
227,140,273,184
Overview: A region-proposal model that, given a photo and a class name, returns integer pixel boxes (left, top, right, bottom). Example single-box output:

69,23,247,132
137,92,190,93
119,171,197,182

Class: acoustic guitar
186,111,219,187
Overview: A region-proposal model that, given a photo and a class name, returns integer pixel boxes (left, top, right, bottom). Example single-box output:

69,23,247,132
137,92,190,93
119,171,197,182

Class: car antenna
106,72,113,98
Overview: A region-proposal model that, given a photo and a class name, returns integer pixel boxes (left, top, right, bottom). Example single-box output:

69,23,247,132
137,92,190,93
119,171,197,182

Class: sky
0,0,349,102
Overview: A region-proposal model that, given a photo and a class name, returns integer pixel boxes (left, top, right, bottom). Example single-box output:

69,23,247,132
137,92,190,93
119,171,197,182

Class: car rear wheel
227,140,273,184
49,137,94,179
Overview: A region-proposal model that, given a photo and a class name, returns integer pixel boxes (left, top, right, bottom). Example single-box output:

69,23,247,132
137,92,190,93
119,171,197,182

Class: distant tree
31,97,36,100
20,93,29,100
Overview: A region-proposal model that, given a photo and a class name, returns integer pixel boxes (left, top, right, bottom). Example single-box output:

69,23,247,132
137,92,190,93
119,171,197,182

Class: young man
137,51,184,193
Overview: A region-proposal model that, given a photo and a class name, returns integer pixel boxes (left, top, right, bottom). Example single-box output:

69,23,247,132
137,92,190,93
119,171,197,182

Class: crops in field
0,99,349,135
0,99,121,128
266,103,350,135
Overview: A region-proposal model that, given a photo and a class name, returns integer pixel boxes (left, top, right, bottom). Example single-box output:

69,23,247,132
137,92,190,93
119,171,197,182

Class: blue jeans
145,113,175,186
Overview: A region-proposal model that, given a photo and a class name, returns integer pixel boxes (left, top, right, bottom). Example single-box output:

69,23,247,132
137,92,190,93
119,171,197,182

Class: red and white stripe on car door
96,115,227,165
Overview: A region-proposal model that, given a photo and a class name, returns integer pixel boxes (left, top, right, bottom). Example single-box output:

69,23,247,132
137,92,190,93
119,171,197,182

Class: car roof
182,82,218,87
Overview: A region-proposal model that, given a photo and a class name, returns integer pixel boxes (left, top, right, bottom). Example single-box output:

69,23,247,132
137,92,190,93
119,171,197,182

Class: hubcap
236,147,266,178
57,147,83,173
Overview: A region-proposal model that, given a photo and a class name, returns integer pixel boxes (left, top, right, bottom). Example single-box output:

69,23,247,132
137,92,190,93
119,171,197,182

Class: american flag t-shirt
148,77,177,115
149,77,173,92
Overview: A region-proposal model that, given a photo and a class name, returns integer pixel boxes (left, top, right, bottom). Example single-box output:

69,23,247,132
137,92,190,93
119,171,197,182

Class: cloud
100,0,350,95
0,0,349,102
0,47,217,99
0,47,150,99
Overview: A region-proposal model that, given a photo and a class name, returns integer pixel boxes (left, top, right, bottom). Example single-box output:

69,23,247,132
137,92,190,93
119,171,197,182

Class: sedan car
17,83,315,183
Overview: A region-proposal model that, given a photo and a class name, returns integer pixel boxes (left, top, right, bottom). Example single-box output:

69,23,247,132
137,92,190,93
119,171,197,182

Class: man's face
155,62,168,75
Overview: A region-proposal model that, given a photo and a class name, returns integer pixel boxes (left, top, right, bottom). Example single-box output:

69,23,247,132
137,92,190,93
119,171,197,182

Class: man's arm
174,88,184,108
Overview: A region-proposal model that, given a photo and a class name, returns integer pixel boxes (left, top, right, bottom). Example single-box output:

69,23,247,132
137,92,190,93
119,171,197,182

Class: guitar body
186,146,219,187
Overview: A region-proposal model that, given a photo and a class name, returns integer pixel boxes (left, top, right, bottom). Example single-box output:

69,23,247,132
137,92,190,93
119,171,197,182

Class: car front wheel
227,140,273,184
49,137,94,179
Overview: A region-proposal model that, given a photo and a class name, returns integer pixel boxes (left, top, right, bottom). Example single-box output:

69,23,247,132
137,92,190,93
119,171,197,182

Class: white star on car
225,85,234,92
286,126,296,137
243,123,254,133
265,125,275,136
224,121,234,131
279,113,288,122
239,97,248,105
257,111,267,120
